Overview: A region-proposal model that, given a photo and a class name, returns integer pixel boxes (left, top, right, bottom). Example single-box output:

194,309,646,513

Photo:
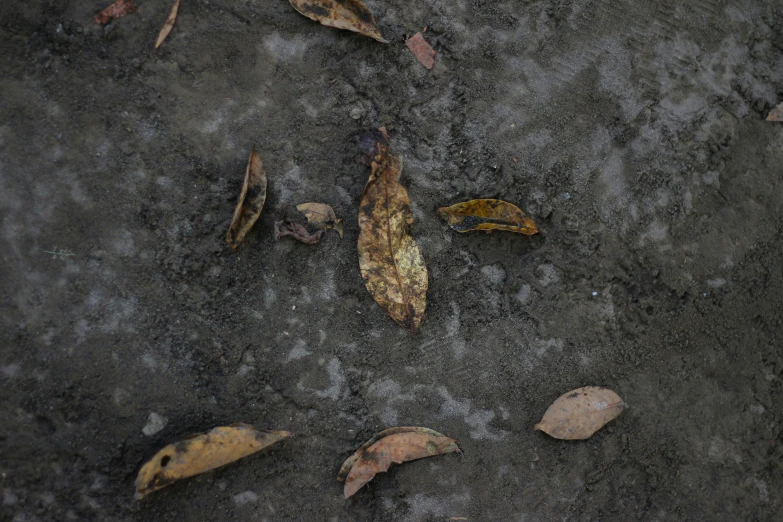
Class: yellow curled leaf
358,145,427,332
135,424,291,499
226,147,267,250
438,199,539,234
534,387,625,440
288,0,387,42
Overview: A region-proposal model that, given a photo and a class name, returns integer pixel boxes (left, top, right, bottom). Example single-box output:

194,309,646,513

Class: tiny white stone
142,412,168,436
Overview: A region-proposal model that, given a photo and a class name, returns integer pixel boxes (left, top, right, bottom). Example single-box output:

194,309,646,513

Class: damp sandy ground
1,1,782,520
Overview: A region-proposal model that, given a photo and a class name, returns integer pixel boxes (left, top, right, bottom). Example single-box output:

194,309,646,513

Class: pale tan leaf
288,0,387,42
535,386,625,440
155,0,181,49
767,102,783,122
296,202,343,237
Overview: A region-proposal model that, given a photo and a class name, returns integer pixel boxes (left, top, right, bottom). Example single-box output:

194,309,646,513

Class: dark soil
1,1,782,520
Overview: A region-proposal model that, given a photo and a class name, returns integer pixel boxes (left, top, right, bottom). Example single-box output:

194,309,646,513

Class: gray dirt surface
1,0,782,520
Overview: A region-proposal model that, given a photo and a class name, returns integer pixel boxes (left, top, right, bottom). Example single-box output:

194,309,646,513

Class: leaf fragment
534,386,625,440
94,0,137,25
358,143,428,332
155,0,181,49
288,0,387,42
337,427,460,498
438,199,539,235
226,147,267,250
135,424,291,499
766,102,783,122
296,202,344,237
274,219,326,244
406,32,436,70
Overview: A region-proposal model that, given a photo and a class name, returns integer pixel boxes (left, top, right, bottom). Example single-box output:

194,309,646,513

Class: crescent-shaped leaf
438,199,539,234
135,424,291,499
288,0,387,43
358,144,427,332
155,0,180,49
337,427,460,498
226,147,267,250
535,386,625,440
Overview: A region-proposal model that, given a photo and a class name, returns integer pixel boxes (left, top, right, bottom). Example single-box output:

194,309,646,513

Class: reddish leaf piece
406,32,436,69
275,219,325,244
94,0,137,25
535,386,625,440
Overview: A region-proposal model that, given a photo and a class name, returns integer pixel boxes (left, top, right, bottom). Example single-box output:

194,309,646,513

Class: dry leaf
297,202,344,237
767,102,783,122
274,219,325,244
406,32,436,69
288,0,387,42
94,0,137,24
535,386,625,440
358,143,428,332
226,147,267,250
337,427,460,498
155,0,180,49
357,127,390,166
135,424,291,499
438,199,539,235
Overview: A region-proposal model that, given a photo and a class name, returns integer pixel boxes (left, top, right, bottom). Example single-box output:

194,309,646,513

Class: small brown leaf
406,32,436,69
94,0,137,25
766,102,783,122
288,0,387,42
337,427,460,498
296,202,344,237
226,147,267,250
155,0,180,49
274,219,325,244
135,424,291,499
438,199,539,235
535,386,625,440
358,143,428,332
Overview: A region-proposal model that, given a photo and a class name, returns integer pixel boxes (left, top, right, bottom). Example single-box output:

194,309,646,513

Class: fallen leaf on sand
766,102,783,122
358,141,428,332
288,0,387,42
94,0,137,24
337,427,460,498
226,147,267,250
155,0,180,49
135,424,291,499
438,199,539,235
535,386,625,440
297,202,344,237
274,219,325,244
406,32,436,69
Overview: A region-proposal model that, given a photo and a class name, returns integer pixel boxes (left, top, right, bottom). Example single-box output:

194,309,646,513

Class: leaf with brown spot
296,202,344,237
155,0,180,49
135,424,291,499
438,199,539,235
358,143,428,332
274,219,325,244
535,386,625,440
226,147,267,250
406,32,436,69
94,0,137,25
337,427,460,498
288,0,387,42
766,102,783,122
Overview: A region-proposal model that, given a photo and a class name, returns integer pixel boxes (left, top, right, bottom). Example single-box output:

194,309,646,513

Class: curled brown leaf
94,0,137,25
296,202,344,237
288,0,387,42
226,147,267,250
274,219,325,244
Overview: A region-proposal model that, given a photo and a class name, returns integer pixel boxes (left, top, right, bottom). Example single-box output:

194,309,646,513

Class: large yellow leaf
358,144,427,332
288,0,387,42
226,147,267,250
534,386,625,440
438,199,539,234
135,424,291,499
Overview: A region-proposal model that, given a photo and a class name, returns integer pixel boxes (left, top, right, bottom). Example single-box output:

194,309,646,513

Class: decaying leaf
406,32,436,69
438,199,539,235
155,0,180,49
135,424,291,499
767,102,783,122
358,142,428,332
297,202,344,237
226,148,267,250
357,127,390,166
288,0,387,42
274,219,325,244
535,386,625,440
337,427,460,498
94,0,137,24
